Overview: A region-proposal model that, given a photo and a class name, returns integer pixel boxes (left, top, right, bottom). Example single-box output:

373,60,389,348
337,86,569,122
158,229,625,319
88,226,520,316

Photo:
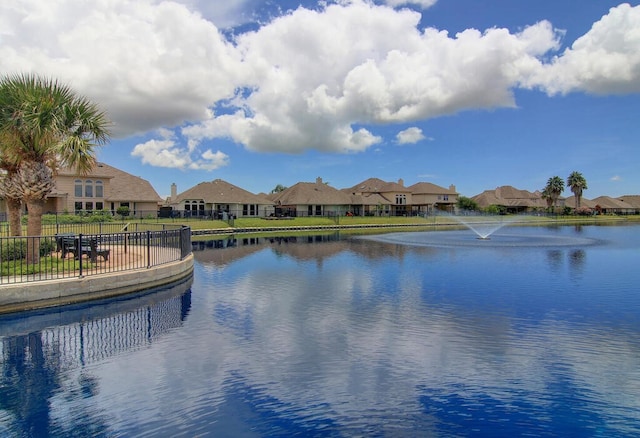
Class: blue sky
1,0,639,199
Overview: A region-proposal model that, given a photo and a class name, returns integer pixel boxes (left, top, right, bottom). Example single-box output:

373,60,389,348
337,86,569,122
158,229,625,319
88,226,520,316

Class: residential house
617,195,640,214
408,182,459,214
271,177,352,217
344,178,412,216
169,179,273,219
591,196,636,215
472,185,554,213
46,162,162,217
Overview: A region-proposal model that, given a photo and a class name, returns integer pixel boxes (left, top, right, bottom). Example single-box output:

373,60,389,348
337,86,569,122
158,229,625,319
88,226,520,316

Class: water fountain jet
437,211,519,240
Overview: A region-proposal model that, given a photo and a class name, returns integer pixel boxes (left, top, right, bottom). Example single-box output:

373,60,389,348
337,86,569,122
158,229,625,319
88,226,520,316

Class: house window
443,195,449,201
74,180,82,197
315,205,322,216
250,204,256,215
96,202,104,210
120,202,129,208
74,201,83,212
243,204,248,216
85,180,93,197
308,205,313,216
85,202,93,211
95,180,103,198
395,194,406,205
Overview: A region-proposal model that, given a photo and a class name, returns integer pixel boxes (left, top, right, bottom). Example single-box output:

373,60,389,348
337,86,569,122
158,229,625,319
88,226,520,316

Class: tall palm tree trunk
6,197,22,236
25,199,44,265
19,162,55,265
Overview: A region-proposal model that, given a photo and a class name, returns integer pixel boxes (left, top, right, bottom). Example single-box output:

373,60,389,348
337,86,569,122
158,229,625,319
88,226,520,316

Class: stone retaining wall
0,254,194,314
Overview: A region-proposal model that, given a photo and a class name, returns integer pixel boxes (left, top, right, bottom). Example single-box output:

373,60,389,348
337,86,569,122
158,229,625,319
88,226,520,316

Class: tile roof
563,196,597,209
472,185,548,208
349,192,391,205
345,177,411,194
272,178,353,205
591,196,635,209
175,179,271,205
408,182,457,195
617,195,640,208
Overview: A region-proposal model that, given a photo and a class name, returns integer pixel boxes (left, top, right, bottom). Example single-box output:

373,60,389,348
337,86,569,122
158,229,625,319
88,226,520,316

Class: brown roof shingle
273,178,352,205
408,182,457,195
175,179,271,205
346,177,411,194
472,185,548,208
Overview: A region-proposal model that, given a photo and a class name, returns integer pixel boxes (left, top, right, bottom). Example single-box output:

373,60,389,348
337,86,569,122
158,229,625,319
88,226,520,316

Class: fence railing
0,226,191,284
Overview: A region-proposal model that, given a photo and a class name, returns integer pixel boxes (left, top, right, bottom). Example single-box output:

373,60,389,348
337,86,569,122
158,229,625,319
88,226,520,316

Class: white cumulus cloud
131,130,230,170
396,127,426,144
1,0,639,170
382,0,438,10
180,1,561,154
530,3,640,95
0,0,242,137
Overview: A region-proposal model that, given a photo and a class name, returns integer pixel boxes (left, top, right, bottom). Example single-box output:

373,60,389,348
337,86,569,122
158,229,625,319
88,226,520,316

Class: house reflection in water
191,231,440,268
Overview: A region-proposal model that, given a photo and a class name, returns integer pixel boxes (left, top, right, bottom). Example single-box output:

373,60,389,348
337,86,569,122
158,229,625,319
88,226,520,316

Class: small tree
116,206,130,219
457,196,478,211
484,204,504,215
271,184,287,194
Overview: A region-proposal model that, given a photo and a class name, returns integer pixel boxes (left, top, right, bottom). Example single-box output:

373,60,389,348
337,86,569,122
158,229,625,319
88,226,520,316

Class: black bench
79,237,110,263
56,234,77,259
56,235,110,262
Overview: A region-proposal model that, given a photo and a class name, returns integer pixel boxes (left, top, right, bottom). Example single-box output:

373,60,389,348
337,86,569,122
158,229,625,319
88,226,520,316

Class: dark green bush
1,240,26,261
0,238,57,261
116,206,130,218
39,237,56,255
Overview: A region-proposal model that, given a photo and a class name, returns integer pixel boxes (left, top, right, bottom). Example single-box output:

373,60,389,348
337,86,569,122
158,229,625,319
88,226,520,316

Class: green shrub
0,238,57,261
39,237,56,255
88,210,115,222
116,206,130,218
1,239,26,261
484,205,505,215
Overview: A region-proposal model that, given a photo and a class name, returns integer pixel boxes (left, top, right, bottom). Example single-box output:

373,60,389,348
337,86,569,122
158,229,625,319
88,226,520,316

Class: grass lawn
5,214,638,237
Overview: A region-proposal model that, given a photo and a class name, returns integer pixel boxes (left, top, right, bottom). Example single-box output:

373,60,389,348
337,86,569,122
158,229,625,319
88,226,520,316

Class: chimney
398,178,404,187
170,183,177,202
449,184,456,193
316,177,323,185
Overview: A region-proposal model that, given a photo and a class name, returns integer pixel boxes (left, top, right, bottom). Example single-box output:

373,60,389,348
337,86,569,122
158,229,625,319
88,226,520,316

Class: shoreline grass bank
188,214,639,239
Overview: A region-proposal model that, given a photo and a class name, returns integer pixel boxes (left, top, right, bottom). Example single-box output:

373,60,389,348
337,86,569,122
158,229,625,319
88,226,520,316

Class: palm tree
541,188,553,211
543,176,564,211
0,152,23,236
0,73,110,263
567,171,587,209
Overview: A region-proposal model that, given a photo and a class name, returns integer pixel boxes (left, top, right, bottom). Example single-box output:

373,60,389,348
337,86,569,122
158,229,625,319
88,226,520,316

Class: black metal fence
0,225,191,284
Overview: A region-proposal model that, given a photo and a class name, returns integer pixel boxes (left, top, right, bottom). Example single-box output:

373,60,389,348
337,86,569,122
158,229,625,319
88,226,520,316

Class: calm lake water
1,224,639,437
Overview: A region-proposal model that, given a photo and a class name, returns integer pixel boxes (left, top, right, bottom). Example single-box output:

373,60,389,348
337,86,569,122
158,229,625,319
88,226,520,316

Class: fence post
146,230,151,268
78,233,83,277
